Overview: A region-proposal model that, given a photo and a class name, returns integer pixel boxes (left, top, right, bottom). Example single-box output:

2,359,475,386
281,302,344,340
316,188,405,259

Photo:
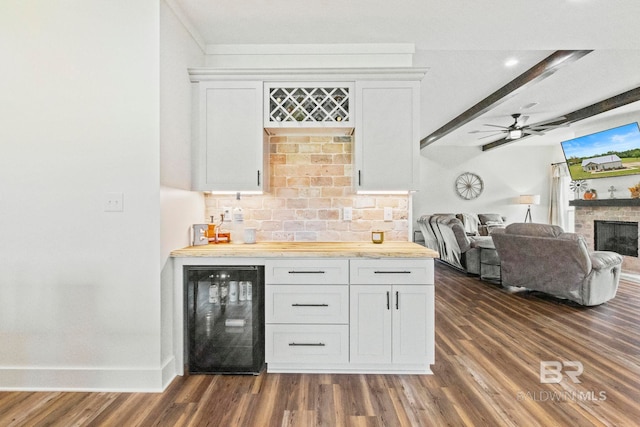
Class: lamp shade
518,194,540,205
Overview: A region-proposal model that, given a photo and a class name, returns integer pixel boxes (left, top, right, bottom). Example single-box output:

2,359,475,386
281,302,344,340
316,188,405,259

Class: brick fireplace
572,199,640,274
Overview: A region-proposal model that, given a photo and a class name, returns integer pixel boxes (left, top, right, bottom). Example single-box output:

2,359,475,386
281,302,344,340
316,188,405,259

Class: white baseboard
161,356,177,390
621,272,640,284
0,359,177,392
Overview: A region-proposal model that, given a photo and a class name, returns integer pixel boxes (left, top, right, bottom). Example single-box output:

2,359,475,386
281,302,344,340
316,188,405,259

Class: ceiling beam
420,50,593,149
482,86,640,151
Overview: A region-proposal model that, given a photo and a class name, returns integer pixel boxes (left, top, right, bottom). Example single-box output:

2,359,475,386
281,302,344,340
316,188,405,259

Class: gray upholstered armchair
491,223,623,306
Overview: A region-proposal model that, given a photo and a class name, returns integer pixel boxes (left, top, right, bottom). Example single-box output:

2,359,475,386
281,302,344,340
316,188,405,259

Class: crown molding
163,0,206,53
204,43,415,56
188,67,429,82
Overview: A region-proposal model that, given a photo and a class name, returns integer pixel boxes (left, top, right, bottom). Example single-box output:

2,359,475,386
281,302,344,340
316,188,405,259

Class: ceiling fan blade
524,129,546,136
519,115,530,125
483,124,510,129
529,123,570,130
470,129,507,134
479,133,503,140
531,116,567,126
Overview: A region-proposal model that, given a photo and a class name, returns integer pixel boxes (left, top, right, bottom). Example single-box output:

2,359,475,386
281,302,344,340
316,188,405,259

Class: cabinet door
392,285,434,365
354,81,420,192
193,81,267,192
350,285,392,364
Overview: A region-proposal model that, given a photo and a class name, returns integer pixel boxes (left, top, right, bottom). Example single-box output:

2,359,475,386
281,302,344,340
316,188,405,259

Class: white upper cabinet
264,82,355,134
192,81,268,192
354,80,420,192
188,68,426,193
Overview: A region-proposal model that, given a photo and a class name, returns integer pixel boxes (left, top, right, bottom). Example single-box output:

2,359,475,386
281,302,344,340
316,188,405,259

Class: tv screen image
561,122,640,180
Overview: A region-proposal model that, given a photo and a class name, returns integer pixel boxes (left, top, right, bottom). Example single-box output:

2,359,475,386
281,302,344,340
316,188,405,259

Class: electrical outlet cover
104,192,124,212
343,207,352,221
384,207,393,221
222,207,232,221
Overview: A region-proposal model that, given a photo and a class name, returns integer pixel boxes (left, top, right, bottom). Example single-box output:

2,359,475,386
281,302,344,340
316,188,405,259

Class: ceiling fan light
508,129,523,139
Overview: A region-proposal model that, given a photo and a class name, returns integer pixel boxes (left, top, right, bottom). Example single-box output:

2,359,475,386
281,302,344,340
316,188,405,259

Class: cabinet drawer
350,259,434,285
265,259,349,285
266,285,349,324
265,324,349,364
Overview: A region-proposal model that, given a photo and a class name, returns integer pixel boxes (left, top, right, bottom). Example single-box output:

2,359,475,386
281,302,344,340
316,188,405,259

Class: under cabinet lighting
356,190,412,195
209,191,264,195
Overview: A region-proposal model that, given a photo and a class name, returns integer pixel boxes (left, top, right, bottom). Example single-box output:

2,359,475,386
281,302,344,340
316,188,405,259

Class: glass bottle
232,192,245,244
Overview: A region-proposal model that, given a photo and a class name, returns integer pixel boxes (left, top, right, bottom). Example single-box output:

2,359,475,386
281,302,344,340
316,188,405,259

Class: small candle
371,231,384,244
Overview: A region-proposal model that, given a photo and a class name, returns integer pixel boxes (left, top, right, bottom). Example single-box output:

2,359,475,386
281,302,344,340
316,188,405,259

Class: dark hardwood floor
2,263,639,426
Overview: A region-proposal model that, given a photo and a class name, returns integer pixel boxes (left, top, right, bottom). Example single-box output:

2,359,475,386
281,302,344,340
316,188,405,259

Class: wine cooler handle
288,271,326,274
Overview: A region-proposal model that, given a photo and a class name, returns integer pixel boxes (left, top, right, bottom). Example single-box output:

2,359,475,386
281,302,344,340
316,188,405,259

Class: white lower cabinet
265,258,434,374
350,284,434,366
266,324,349,365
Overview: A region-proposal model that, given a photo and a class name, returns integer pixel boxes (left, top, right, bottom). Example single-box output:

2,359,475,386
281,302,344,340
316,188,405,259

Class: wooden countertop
170,241,438,259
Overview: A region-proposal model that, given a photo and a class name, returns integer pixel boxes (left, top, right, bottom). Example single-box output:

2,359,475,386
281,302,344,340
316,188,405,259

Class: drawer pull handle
374,271,411,274
291,303,329,307
288,271,326,274
289,342,326,347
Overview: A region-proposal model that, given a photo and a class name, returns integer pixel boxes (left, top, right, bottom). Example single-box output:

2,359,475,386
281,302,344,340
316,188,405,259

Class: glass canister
371,230,384,244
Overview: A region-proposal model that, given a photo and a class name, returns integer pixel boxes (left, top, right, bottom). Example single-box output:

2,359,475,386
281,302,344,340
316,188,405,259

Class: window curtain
549,163,570,228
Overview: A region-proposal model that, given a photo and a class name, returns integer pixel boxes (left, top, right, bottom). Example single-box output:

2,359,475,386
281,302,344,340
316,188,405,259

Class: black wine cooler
185,265,264,374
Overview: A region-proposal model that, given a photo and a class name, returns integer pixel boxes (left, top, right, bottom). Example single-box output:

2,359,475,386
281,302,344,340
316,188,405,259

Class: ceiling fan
470,113,568,140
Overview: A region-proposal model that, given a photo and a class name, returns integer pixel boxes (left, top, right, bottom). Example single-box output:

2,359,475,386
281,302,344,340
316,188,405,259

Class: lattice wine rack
267,86,351,125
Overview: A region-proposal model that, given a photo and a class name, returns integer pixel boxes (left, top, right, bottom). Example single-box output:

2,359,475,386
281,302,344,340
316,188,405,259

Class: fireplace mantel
570,198,640,207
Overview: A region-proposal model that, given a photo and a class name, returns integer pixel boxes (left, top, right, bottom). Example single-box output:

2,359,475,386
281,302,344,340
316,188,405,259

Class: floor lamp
519,194,540,223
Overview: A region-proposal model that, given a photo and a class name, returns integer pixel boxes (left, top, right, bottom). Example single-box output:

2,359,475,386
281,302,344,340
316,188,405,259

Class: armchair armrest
590,251,623,270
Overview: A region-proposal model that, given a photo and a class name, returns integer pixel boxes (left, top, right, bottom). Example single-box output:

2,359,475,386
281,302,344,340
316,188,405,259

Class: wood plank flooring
2,263,639,426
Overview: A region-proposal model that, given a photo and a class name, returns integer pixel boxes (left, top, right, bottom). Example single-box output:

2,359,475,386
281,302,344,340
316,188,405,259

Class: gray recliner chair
417,214,497,276
491,223,623,306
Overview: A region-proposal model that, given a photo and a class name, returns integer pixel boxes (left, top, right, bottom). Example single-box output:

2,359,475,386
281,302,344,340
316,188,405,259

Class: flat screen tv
561,122,640,180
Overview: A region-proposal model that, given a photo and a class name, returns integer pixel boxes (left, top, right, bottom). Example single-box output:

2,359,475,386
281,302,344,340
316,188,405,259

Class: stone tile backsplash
205,135,409,242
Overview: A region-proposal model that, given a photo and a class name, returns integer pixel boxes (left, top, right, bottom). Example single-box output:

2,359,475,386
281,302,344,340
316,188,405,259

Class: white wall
0,1,163,391
414,144,559,226
159,0,206,386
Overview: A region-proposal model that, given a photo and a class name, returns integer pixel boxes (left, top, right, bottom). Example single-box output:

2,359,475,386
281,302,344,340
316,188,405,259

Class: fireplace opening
594,220,639,257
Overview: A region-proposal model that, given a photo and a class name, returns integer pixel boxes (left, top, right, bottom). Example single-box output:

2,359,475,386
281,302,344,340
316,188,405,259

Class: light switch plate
384,207,393,221
343,207,352,221
104,192,124,212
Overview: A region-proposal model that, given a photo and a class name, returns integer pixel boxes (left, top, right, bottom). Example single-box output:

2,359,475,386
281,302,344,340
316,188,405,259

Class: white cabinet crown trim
188,67,428,82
